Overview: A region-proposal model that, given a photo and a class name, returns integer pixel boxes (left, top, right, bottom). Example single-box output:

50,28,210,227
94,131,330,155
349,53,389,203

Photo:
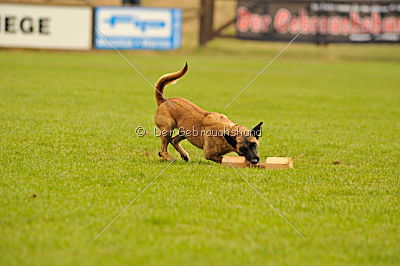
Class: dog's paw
158,152,175,161
180,153,190,162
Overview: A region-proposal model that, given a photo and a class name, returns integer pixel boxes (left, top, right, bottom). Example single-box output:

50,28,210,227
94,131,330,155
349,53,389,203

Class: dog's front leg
204,148,223,164
206,155,223,164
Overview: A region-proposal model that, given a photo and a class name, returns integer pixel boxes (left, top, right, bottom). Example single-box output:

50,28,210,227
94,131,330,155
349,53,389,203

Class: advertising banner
0,4,92,50
94,7,182,50
237,0,400,43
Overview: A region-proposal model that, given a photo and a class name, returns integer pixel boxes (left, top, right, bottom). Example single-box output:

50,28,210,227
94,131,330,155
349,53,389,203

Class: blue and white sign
95,7,182,50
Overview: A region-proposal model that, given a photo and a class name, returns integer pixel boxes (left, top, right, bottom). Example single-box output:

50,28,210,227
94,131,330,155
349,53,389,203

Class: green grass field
1,41,399,265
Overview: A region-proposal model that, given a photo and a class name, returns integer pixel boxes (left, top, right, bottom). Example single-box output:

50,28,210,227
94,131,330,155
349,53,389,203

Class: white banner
0,4,92,50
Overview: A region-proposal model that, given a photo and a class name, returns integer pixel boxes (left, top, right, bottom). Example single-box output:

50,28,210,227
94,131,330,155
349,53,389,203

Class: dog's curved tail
155,63,188,106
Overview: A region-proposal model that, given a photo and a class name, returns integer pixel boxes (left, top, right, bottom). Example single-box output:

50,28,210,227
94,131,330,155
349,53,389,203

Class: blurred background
2,0,399,50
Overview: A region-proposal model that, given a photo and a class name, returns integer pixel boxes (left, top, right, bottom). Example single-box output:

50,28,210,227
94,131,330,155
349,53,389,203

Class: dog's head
224,122,263,164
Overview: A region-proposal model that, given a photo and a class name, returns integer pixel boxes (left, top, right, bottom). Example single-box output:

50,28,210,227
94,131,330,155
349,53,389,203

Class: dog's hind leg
155,110,175,161
157,128,175,161
171,134,190,161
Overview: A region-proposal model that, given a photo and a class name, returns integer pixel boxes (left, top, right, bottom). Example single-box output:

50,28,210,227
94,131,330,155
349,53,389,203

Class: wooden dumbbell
221,156,249,168
221,156,293,169
265,157,294,169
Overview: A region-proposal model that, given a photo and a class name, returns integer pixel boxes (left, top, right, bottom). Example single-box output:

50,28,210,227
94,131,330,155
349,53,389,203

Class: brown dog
154,63,262,164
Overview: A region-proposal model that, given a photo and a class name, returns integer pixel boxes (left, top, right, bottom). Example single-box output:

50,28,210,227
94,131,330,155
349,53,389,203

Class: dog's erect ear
224,134,237,148
251,122,263,139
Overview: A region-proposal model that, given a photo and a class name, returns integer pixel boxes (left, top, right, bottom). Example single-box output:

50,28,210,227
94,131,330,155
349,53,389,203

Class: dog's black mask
224,122,263,164
238,140,260,164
